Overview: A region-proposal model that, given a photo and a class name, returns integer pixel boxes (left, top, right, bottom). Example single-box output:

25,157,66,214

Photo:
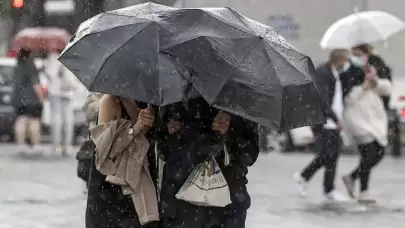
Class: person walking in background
351,43,401,157
294,50,350,201
342,50,392,203
44,50,79,156
75,92,103,190
12,49,45,154
259,125,274,153
83,92,103,128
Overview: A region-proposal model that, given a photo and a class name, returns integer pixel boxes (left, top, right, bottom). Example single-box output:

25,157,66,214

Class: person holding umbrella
85,94,160,228
341,49,392,203
57,4,326,227
158,97,259,228
294,49,351,201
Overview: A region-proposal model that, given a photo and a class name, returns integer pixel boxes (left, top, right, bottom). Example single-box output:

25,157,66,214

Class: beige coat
90,118,159,225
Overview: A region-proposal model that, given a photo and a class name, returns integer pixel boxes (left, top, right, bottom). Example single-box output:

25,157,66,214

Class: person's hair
353,44,373,55
329,49,348,63
18,48,31,60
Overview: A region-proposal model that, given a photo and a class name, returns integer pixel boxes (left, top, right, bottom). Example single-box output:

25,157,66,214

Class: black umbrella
161,7,324,131
59,3,189,106
59,3,324,131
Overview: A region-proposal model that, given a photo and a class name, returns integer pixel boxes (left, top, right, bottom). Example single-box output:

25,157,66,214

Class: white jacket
342,78,392,147
45,53,79,98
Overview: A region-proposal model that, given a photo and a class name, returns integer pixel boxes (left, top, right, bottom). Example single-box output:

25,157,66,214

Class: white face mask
339,61,351,73
351,56,367,67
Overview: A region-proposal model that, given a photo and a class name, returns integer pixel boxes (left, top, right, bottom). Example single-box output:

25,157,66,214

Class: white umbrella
320,11,405,49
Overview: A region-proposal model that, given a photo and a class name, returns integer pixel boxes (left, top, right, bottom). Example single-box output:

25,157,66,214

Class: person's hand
212,111,231,135
363,76,377,89
167,119,182,135
363,65,377,89
134,108,155,134
365,65,377,78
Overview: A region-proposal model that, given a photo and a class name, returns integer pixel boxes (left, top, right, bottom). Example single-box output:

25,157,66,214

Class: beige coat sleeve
90,119,141,175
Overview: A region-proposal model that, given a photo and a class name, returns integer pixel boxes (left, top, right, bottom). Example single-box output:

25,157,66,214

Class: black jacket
12,58,41,107
158,97,258,228
313,63,364,131
313,63,339,124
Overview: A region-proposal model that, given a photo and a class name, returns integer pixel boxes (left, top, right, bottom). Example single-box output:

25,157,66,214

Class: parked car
0,57,87,144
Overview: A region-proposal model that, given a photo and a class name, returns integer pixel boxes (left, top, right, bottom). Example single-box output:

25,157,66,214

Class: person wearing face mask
350,44,392,110
294,49,350,201
340,45,393,203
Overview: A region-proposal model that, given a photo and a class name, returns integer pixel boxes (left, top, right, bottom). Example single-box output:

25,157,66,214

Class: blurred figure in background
259,125,271,152
83,92,103,128
75,92,103,192
342,46,392,203
44,50,78,156
350,44,401,157
12,49,44,154
294,49,350,201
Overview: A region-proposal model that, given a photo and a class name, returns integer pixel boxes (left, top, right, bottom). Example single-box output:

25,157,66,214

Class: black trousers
301,129,340,194
259,125,271,152
350,141,385,191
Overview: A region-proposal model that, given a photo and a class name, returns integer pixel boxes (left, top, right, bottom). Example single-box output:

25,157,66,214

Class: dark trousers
301,129,340,194
259,125,271,152
350,141,385,191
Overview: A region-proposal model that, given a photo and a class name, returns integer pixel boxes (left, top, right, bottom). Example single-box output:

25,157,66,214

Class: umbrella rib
265,41,311,82
89,22,154,91
224,8,255,34
259,41,284,131
203,10,253,37
209,38,261,103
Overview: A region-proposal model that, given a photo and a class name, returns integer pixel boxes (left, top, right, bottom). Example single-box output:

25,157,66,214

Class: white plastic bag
175,157,231,207
289,126,315,146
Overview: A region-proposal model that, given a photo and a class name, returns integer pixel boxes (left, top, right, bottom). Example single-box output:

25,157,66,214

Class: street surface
0,145,404,228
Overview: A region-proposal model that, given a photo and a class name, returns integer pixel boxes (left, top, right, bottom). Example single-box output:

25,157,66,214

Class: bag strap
224,145,230,166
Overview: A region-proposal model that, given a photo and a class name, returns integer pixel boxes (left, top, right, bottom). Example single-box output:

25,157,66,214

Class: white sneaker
294,172,308,197
358,191,376,204
342,175,355,199
325,190,348,202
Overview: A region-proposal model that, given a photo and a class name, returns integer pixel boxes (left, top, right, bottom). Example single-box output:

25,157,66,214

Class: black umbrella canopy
160,7,324,131
59,3,324,131
59,3,189,106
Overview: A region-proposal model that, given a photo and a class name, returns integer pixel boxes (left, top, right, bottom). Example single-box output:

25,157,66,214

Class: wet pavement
0,145,404,228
